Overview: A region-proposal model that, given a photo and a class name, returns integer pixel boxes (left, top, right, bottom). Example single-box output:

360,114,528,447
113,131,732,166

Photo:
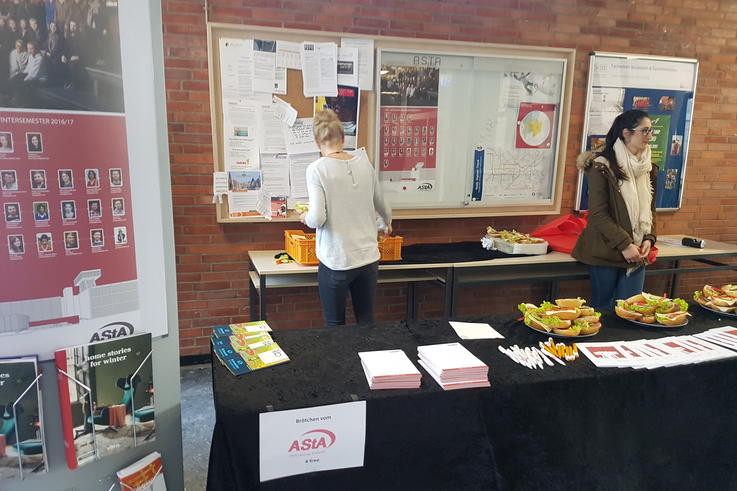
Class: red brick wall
162,0,737,356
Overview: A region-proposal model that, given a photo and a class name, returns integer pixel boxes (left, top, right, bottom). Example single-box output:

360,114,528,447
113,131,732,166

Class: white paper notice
253,39,277,93
284,118,316,155
222,99,259,170
341,38,374,91
259,104,288,154
260,153,290,196
276,40,301,69
301,42,338,97
337,47,359,87
212,171,228,203
259,401,366,482
289,152,318,198
228,191,259,218
272,96,298,127
448,321,505,340
275,66,287,95
219,38,253,99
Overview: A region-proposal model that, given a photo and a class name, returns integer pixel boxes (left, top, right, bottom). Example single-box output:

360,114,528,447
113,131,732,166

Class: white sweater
304,149,392,271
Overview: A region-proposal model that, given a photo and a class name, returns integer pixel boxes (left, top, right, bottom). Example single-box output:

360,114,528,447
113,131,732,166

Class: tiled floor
181,364,215,491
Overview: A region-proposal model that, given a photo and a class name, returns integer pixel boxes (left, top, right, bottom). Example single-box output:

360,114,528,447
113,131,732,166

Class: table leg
549,280,559,300
444,268,456,318
669,259,681,298
259,274,267,320
249,263,258,321
406,281,416,321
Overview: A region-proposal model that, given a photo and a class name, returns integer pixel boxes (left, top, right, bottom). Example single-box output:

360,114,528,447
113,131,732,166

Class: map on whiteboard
482,148,552,200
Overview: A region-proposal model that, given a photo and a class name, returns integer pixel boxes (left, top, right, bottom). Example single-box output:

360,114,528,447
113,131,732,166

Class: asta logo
288,429,336,452
89,322,134,343
417,182,433,191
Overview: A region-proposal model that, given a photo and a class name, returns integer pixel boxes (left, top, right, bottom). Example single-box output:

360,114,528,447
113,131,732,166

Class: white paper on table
212,171,228,203
259,401,366,482
337,47,359,87
300,42,338,97
276,40,301,69
253,38,277,93
448,321,504,340
272,96,297,127
288,152,318,198
222,99,260,170
219,38,253,100
258,103,287,154
340,38,374,91
576,342,632,368
358,349,421,378
228,191,259,216
284,118,317,155
274,66,287,95
260,153,290,197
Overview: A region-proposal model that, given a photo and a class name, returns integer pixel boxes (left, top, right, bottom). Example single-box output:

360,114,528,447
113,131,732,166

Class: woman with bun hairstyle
300,109,392,326
572,109,657,310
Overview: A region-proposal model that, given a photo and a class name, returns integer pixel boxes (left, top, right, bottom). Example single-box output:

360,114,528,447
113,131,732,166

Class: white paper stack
358,349,422,390
417,343,490,390
577,333,737,370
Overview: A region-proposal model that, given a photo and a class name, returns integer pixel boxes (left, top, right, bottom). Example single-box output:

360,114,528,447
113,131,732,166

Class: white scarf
613,138,653,247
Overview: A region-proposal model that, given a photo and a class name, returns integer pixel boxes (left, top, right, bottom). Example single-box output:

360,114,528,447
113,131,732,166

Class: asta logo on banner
417,182,433,191
288,429,336,453
89,321,134,343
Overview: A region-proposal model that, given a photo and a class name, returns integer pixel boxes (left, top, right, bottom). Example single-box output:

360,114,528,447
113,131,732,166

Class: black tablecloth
207,309,737,490
384,241,540,264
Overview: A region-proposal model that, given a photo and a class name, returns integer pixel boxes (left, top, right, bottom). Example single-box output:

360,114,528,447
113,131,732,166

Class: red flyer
515,102,556,149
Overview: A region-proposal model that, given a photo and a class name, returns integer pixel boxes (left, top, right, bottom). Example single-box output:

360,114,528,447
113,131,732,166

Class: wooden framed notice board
207,23,575,222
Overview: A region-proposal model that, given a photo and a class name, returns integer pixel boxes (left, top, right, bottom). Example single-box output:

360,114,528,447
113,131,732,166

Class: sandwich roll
615,305,643,320
555,298,586,308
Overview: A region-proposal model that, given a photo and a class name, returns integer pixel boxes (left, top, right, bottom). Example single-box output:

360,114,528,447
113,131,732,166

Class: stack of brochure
211,321,290,375
577,330,737,369
358,349,422,389
417,343,490,390
117,451,166,490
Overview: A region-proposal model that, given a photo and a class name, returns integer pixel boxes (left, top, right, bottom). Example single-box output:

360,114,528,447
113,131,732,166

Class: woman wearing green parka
572,110,657,310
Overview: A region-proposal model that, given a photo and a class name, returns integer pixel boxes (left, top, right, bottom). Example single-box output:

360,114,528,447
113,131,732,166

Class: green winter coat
571,152,657,269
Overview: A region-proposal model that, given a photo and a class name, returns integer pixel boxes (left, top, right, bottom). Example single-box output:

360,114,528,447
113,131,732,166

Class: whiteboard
376,49,566,210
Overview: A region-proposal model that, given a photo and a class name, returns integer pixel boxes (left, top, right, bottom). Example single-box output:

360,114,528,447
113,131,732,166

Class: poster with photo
577,53,697,210
0,3,167,359
378,65,439,194
515,102,556,149
314,85,360,150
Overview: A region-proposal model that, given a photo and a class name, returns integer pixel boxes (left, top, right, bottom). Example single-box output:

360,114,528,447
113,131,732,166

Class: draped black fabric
207,309,737,491
384,241,541,264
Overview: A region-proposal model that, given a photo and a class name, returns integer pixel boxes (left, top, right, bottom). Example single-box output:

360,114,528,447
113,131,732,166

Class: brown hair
313,109,344,145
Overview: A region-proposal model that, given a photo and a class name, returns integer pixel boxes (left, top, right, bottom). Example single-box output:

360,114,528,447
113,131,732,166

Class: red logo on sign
288,429,336,452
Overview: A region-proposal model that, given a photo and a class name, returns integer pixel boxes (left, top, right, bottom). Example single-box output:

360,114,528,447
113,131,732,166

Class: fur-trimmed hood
576,151,608,171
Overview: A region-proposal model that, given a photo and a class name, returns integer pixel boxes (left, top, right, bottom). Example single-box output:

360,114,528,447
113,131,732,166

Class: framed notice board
207,23,575,222
575,52,698,211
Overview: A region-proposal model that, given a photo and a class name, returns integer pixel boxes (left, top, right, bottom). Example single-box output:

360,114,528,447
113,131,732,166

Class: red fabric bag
531,211,658,263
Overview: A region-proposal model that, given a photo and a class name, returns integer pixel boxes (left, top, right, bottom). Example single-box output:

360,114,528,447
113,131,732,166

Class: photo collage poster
577,54,697,210
0,3,159,359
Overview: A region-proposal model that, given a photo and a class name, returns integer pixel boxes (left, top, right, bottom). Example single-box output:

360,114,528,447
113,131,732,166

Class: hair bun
314,109,340,126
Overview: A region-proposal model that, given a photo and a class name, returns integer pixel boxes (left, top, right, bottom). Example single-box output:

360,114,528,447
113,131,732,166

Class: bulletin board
207,23,575,222
575,52,698,211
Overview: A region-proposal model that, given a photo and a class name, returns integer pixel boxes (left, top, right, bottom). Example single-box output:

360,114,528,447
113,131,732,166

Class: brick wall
162,0,737,356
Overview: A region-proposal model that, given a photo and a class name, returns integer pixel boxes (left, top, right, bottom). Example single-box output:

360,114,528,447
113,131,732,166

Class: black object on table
207,309,737,490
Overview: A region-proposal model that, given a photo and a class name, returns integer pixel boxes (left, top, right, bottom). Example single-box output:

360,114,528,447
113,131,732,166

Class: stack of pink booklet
417,343,490,390
358,349,422,390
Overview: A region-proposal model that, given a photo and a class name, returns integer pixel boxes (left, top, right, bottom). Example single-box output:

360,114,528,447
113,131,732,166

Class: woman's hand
622,244,642,263
639,239,653,259
299,212,307,225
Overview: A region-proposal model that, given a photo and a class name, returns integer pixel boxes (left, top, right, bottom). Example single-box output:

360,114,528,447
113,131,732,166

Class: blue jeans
318,261,379,326
588,265,646,311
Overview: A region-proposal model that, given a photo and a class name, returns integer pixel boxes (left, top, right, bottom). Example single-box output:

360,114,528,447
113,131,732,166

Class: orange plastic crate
284,230,318,265
284,230,403,265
